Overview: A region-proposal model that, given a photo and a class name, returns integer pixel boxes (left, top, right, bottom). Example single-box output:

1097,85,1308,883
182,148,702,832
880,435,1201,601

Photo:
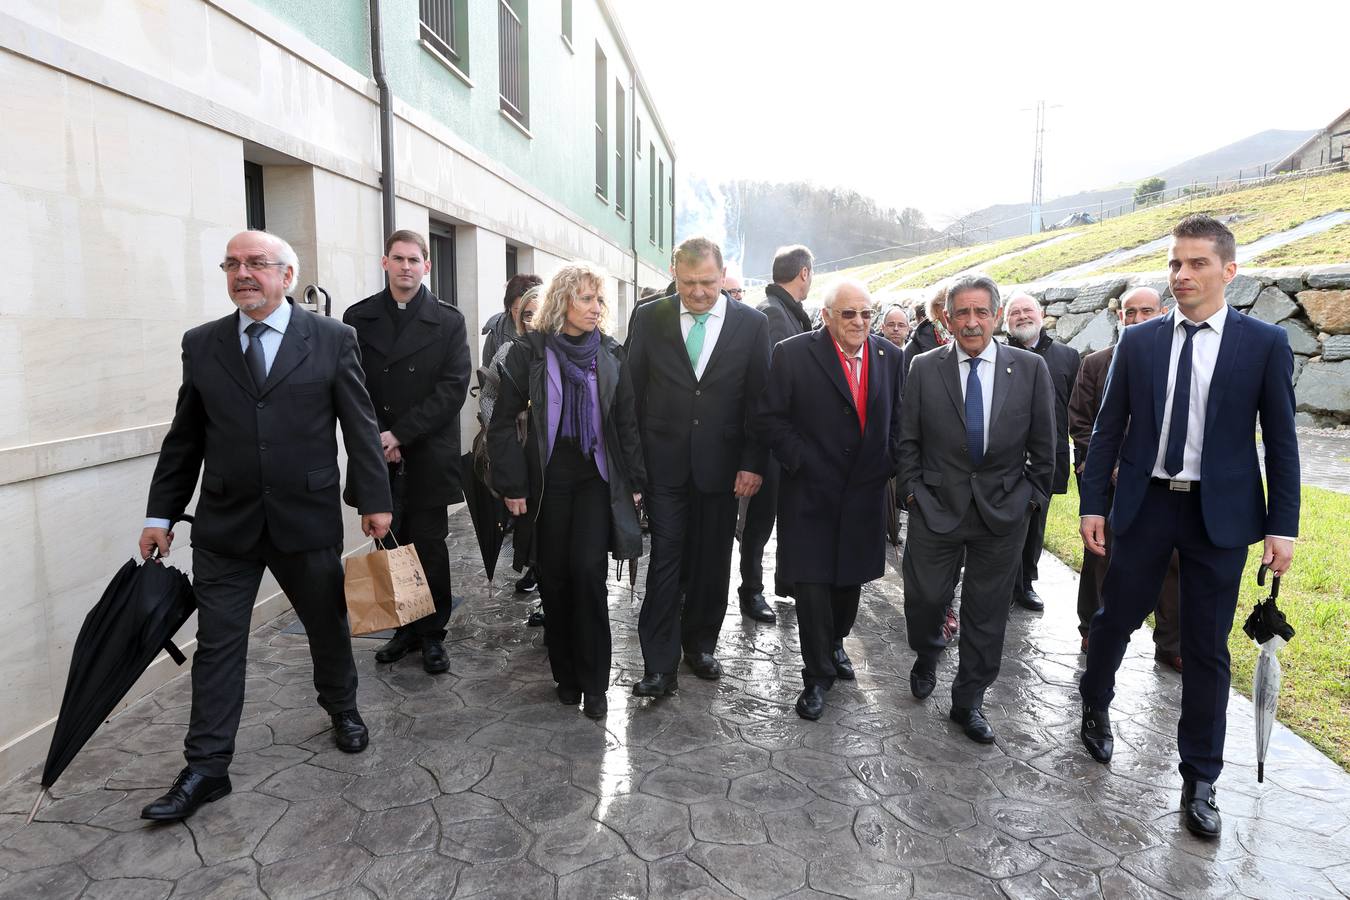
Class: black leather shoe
141,768,231,821
832,648,855,680
583,693,608,719
331,710,369,753
684,653,722,680
526,605,545,627
1080,705,1114,763
557,684,581,705
795,685,826,720
632,673,678,697
374,630,419,663
739,593,777,623
949,705,996,743
1012,588,1045,612
1181,780,1222,838
421,640,450,674
515,569,538,593
909,661,937,700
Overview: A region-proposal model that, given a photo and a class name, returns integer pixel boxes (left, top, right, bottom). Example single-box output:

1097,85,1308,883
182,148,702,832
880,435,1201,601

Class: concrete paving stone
808,776,883,808
1324,862,1350,895
353,802,439,856
1061,804,1162,857
999,860,1100,899
257,841,372,900
689,841,807,900
341,762,441,811
453,677,526,710
1119,845,1238,899
409,707,505,745
451,859,554,899
848,755,922,797
45,748,137,799
647,855,739,898
644,716,741,756
1233,816,1350,868
1222,855,1343,899
0,817,19,846
437,809,531,864
770,748,856,784
800,726,882,759
416,744,495,794
946,823,1045,879
0,821,109,871
169,855,259,899
85,710,162,752
593,793,693,860
0,863,89,900
835,708,913,739
33,788,127,824
266,708,335,747
527,817,626,876
82,823,201,880
708,693,789,726
727,769,815,814
473,750,570,800
977,800,1072,842
762,798,859,859
359,850,462,898
852,805,945,866
807,852,914,899
913,764,1002,802
977,757,1093,805
671,743,771,780
736,718,809,752
556,853,648,900
689,799,768,846
639,764,730,804
83,877,174,900
256,763,358,801
226,745,316,793
306,737,424,777
184,790,288,866
570,746,668,798
466,720,554,754
253,797,360,865
1031,830,1120,869
104,749,189,792
86,789,174,833
499,783,595,831
908,862,1006,899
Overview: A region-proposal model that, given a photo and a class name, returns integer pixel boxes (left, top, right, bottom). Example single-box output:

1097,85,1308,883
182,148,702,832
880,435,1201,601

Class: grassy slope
1043,479,1350,770
1249,221,1350,268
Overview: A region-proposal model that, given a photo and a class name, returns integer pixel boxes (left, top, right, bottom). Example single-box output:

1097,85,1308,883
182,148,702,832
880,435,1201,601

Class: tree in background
1134,177,1166,206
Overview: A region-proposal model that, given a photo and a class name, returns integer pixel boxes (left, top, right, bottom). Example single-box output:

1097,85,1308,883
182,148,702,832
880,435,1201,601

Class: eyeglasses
834,308,874,320
726,289,744,298
520,310,536,322
220,257,288,274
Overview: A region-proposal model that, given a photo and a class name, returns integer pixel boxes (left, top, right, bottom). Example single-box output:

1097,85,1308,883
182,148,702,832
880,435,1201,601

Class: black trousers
385,505,454,641
1014,498,1050,594
639,480,738,674
188,536,357,777
795,582,861,687
738,459,785,599
903,503,1028,708
1074,478,1181,654
1080,482,1246,785
535,442,613,694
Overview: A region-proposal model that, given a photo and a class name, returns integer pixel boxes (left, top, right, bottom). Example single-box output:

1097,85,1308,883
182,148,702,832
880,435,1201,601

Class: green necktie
685,311,712,370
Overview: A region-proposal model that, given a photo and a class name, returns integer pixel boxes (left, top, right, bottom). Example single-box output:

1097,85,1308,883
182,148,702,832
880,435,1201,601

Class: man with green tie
626,237,773,696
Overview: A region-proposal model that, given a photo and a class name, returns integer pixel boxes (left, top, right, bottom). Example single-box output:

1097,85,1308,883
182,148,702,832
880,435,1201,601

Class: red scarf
833,338,869,434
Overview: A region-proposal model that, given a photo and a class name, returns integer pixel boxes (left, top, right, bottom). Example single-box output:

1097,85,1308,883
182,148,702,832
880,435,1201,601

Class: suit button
693,419,700,426
259,442,268,451
408,365,416,372
844,448,852,455
695,389,701,396
382,367,389,374
263,486,272,495
256,401,265,409
971,473,977,480
383,404,390,411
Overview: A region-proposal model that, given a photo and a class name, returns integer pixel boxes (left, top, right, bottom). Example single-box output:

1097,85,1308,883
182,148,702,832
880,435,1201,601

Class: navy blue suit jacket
1079,305,1299,548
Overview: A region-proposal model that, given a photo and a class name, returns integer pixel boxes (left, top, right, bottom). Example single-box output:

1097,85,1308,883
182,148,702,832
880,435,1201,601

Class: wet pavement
2,515,1349,899
1296,428,1350,494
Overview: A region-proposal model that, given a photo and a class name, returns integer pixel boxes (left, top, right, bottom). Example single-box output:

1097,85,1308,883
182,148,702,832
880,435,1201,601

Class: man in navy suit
1078,214,1300,839
755,278,904,720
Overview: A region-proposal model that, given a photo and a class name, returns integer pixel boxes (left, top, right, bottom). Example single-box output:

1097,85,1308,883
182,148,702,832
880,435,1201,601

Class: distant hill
953,128,1317,242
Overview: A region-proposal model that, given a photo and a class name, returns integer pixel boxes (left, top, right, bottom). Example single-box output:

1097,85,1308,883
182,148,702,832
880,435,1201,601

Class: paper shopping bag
343,540,437,636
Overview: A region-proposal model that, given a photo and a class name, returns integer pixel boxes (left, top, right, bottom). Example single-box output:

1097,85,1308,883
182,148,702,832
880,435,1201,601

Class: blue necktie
965,357,984,467
1163,322,1207,477
245,321,269,390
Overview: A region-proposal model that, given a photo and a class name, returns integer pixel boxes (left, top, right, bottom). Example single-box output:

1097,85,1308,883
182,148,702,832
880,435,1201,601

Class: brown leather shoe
1155,650,1183,673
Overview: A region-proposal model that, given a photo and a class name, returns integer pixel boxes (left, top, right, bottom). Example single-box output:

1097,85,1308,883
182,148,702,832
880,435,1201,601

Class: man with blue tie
898,273,1056,744
1078,214,1300,839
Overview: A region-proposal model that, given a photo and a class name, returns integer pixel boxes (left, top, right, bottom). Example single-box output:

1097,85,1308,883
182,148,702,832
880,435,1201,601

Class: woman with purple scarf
487,263,647,718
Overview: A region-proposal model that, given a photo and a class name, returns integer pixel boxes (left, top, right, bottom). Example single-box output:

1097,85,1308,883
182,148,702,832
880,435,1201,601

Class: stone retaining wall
1021,264,1350,427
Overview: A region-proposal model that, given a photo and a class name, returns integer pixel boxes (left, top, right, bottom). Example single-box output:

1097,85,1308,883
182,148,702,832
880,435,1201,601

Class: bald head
822,278,874,356
223,230,300,318
1004,291,1044,347
1119,286,1163,327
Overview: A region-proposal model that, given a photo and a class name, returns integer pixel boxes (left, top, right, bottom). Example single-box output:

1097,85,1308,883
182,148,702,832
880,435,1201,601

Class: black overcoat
342,286,472,508
1019,329,1081,494
753,330,905,586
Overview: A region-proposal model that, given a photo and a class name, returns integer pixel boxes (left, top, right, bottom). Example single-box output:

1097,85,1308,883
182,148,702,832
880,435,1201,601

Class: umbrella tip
1257,762,1265,783
25,787,47,826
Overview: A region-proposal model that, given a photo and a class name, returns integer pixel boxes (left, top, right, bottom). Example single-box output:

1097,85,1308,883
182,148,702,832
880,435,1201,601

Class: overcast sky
613,0,1350,226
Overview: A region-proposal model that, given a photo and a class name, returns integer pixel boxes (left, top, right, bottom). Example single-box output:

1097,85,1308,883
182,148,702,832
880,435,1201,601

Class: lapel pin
878,348,885,356
1006,366,1012,374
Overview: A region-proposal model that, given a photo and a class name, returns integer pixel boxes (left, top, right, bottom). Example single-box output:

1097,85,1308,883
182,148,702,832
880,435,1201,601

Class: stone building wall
1021,264,1350,427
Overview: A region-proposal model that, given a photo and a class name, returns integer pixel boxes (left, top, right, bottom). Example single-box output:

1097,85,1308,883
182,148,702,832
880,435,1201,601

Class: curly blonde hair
534,262,610,335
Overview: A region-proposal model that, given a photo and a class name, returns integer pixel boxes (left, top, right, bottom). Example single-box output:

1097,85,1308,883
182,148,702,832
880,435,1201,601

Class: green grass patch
1248,221,1350,269
1044,479,1350,771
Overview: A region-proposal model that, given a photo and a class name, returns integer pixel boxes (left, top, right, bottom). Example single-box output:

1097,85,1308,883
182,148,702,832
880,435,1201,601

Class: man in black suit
343,230,471,674
756,278,904,719
737,244,815,623
1003,292,1081,612
138,230,392,821
899,273,1055,744
628,236,772,695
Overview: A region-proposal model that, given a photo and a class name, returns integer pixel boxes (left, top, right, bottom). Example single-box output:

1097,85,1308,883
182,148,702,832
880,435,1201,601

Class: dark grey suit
147,302,391,776
898,341,1055,707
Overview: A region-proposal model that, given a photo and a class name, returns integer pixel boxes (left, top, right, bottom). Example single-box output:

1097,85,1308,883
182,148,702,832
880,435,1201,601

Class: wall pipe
369,0,397,244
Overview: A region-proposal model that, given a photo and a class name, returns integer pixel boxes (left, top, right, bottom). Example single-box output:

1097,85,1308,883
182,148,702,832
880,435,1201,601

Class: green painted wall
251,0,672,271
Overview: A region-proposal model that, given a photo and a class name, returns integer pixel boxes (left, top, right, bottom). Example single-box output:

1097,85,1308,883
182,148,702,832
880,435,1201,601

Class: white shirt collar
681,293,727,320
955,339,998,366
238,299,293,335
1175,303,1227,336
832,336,866,360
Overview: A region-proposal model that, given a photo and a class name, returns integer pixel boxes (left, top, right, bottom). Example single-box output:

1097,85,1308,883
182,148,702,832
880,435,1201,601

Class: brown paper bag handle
370,532,402,553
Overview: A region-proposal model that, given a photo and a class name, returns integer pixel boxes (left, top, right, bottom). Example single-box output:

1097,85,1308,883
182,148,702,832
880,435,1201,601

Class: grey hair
944,273,1001,316
245,229,301,292
822,277,871,308
1003,291,1041,314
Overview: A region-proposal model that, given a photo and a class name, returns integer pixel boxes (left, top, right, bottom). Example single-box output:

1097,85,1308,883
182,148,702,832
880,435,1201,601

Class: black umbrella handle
1257,564,1281,600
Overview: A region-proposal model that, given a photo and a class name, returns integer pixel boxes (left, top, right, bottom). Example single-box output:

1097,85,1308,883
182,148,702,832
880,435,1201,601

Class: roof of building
1273,105,1350,171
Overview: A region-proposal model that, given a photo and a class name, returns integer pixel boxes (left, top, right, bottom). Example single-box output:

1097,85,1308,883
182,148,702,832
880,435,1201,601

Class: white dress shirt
145,302,293,530
679,293,727,380
1151,305,1225,481
955,340,998,454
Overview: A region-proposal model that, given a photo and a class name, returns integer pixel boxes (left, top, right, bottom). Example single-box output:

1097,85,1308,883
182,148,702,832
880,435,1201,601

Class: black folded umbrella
460,451,510,582
28,519,197,822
